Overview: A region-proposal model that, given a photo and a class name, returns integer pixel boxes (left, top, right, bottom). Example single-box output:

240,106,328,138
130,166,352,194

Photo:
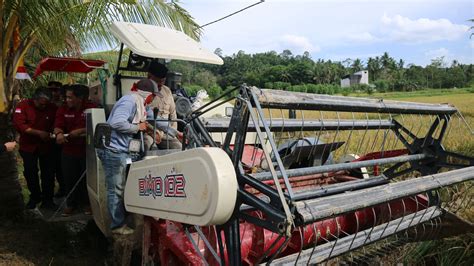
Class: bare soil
0,212,108,266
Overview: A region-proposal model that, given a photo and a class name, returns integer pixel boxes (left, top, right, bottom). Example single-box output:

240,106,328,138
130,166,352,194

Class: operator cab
86,21,224,236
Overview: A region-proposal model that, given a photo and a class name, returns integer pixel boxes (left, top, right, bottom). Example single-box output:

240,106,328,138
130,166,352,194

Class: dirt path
0,213,107,265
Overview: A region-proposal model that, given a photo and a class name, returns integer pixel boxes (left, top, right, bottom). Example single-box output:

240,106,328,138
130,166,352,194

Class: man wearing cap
96,79,158,235
147,60,183,149
13,87,57,209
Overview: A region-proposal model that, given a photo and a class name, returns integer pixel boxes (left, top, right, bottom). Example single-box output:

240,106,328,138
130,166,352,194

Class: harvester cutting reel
124,85,473,265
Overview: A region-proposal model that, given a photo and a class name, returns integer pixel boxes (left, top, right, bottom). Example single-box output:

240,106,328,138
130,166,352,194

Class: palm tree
214,48,224,57
367,57,381,82
0,0,200,217
397,59,405,69
381,52,396,70
469,19,474,38
351,58,364,72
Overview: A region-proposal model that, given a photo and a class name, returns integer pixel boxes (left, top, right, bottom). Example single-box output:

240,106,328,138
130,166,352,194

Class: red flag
13,25,31,80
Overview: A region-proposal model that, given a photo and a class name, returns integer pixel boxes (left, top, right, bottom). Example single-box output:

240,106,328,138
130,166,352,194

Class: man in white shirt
147,60,183,149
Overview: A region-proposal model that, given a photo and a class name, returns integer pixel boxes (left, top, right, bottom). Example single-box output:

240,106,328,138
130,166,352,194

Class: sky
180,0,474,66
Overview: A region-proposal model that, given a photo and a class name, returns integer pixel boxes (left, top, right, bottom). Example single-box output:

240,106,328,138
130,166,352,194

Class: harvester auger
131,85,474,265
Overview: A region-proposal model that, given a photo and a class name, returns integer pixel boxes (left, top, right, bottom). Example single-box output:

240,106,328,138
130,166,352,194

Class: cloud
280,34,320,53
425,47,450,59
327,52,383,62
346,32,380,43
422,47,474,65
381,14,469,43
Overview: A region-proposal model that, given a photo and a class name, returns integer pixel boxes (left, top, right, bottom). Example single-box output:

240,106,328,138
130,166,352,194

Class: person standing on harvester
96,79,159,235
147,60,183,149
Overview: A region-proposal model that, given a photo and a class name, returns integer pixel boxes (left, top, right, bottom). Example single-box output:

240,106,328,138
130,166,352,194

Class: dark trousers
62,154,88,208
19,150,54,203
52,143,65,193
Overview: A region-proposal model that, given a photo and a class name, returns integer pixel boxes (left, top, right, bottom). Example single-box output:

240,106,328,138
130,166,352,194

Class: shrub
341,87,351,96
290,84,307,93
273,81,291,90
184,84,223,99
184,84,204,97
264,82,274,89
207,85,223,99
282,83,344,95
305,84,318,94
373,80,389,93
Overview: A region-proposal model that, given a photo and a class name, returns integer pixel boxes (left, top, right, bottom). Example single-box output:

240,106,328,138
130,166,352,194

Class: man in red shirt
54,84,96,216
13,87,57,209
48,81,66,198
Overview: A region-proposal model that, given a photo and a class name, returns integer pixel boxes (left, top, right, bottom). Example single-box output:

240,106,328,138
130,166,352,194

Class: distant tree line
167,50,474,98
29,49,474,99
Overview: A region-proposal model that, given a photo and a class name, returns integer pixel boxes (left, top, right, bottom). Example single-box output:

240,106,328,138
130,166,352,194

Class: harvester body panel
124,148,237,225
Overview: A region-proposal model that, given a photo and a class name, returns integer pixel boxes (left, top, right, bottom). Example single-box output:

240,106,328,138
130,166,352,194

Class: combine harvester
87,22,474,265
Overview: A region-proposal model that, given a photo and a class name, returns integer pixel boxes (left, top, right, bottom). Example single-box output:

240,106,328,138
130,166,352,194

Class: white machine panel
124,147,237,225
85,108,111,236
111,22,223,65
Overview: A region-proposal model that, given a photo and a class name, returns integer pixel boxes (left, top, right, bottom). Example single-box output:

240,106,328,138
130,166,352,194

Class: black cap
136,79,156,93
148,60,168,78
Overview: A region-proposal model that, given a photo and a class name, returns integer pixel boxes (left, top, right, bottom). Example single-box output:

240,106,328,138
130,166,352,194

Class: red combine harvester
82,22,473,265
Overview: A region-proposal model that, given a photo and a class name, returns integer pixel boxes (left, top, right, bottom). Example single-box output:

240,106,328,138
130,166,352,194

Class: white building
340,70,369,87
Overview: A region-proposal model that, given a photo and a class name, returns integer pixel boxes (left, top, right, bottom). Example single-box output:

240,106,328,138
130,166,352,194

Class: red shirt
54,101,97,157
13,99,57,153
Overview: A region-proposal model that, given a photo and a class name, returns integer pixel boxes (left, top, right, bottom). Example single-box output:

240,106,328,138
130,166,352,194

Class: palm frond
6,0,201,56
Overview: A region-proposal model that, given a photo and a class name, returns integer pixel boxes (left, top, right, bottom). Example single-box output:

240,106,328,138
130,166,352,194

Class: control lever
150,107,159,150
140,131,145,153
147,108,178,138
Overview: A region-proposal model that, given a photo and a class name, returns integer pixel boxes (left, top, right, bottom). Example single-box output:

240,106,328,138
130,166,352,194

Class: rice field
392,92,474,156
256,91,473,163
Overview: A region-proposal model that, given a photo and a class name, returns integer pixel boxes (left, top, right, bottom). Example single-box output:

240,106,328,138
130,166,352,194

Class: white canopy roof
110,21,223,65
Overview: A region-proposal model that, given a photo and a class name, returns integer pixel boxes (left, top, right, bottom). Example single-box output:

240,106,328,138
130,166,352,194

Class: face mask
131,82,155,105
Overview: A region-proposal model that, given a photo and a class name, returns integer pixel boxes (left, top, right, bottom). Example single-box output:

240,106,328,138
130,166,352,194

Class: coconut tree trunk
0,112,24,218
